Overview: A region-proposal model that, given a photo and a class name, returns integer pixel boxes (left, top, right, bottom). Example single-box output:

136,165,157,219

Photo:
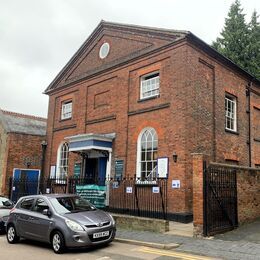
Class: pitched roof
44,20,260,94
0,109,46,136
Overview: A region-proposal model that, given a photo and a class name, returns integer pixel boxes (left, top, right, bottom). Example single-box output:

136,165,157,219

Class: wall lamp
172,152,178,163
41,140,47,149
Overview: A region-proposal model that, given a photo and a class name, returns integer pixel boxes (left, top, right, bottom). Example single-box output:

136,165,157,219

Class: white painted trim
56,142,69,179
136,127,157,178
225,95,237,132
56,143,62,178
65,133,116,143
106,151,112,179
12,168,41,173
61,101,72,120
105,151,112,206
140,72,160,100
69,145,112,152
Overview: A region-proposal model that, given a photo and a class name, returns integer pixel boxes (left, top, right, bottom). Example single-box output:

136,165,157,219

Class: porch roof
65,133,115,152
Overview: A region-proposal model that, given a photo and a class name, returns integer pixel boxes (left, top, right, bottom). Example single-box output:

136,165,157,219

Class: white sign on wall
50,165,56,179
152,187,160,193
157,157,169,178
126,187,133,193
172,180,181,189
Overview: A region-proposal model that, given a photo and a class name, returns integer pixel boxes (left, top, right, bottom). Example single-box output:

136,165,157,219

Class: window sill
138,95,160,103
135,179,157,186
59,117,72,122
225,129,239,135
51,179,67,185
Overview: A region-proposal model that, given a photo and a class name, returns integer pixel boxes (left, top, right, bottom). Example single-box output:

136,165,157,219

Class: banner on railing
76,184,106,208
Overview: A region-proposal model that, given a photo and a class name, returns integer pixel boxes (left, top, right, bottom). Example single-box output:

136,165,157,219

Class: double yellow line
138,247,216,260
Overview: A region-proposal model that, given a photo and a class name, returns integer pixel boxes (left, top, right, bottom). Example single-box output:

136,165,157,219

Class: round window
99,42,110,59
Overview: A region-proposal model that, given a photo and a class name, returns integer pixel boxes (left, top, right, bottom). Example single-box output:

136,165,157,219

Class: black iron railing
8,176,168,220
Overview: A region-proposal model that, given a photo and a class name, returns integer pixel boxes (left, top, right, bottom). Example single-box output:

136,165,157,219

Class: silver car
6,194,116,253
0,196,14,233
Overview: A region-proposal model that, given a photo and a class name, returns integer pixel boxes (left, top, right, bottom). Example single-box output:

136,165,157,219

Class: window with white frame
56,142,69,179
61,101,72,120
137,128,158,181
225,95,237,132
140,72,160,99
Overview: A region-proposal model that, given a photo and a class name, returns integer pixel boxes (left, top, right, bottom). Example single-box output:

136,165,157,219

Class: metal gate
203,163,238,236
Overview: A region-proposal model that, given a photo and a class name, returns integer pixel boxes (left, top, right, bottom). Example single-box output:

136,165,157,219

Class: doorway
84,157,107,186
11,168,40,202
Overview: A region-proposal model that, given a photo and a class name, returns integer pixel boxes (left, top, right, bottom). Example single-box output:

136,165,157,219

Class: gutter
246,81,253,167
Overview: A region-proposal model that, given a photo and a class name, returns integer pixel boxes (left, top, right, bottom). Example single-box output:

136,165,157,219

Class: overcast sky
0,0,259,117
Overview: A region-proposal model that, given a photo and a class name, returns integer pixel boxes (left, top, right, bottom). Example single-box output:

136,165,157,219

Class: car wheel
6,225,20,244
52,231,66,254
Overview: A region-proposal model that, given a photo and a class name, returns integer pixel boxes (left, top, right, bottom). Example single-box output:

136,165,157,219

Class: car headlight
65,219,84,232
109,214,115,225
2,216,8,222
0,216,8,222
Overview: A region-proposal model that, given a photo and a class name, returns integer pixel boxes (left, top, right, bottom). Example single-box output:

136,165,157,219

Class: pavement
115,219,260,260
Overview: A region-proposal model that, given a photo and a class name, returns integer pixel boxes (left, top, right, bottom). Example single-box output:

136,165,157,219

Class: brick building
0,109,47,195
43,21,260,220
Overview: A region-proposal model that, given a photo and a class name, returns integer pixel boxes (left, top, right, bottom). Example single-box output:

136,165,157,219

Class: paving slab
116,228,260,260
165,221,193,237
214,218,260,244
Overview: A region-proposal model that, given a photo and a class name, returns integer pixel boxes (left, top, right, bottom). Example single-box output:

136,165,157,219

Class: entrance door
85,157,107,185
98,157,107,186
85,158,98,183
11,169,40,202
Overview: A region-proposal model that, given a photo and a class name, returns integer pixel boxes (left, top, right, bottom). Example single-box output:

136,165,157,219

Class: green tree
247,10,260,79
212,0,250,71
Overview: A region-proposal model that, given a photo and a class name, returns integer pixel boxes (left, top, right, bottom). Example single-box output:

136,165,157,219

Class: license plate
93,231,109,239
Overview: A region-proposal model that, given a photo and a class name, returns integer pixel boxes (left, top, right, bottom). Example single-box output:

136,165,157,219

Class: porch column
106,151,112,179
105,151,112,206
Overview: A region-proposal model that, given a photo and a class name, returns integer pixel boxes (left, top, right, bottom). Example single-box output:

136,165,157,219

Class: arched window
137,128,158,180
56,142,69,179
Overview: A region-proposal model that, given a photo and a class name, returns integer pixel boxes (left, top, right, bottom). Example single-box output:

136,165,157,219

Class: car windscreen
50,196,96,214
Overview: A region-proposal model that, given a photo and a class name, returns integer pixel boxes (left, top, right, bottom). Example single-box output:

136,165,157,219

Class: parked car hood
0,208,11,218
64,209,111,226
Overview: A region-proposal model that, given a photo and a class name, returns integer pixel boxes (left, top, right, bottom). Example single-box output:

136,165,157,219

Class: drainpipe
40,140,47,193
246,82,252,167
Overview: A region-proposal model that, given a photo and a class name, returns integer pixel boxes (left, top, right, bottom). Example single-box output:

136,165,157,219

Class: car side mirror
42,209,52,217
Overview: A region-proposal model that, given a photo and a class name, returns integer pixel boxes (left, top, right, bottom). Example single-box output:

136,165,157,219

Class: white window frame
56,142,69,180
140,72,160,100
136,127,158,182
61,100,72,120
225,94,237,132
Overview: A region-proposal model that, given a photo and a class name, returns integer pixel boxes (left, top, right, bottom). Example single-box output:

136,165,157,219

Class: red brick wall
192,153,208,236
185,43,257,166
192,155,260,236
0,124,8,194
237,168,260,223
1,133,45,195
44,31,260,216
